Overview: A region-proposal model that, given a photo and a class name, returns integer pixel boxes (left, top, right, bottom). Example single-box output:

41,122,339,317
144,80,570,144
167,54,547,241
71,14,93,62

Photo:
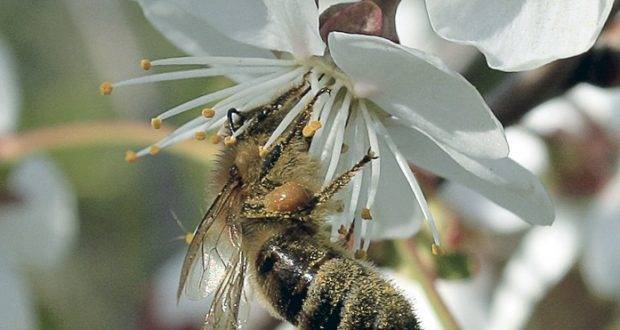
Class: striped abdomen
253,228,420,329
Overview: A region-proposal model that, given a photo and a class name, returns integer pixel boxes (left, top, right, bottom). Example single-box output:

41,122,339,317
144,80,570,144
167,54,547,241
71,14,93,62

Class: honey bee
178,78,420,329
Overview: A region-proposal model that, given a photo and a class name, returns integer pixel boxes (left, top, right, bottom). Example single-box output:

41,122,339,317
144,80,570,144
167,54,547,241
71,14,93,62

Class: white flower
425,0,615,71
105,0,553,250
445,84,620,328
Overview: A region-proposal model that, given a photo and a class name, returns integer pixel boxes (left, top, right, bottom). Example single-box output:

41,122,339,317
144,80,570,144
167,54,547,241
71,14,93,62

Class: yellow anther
125,150,137,163
100,81,113,95
149,145,160,156
259,146,269,158
150,117,162,129
184,233,194,245
202,108,215,118
302,120,322,137
140,59,152,71
431,243,444,256
211,134,222,144
354,250,367,260
224,136,237,147
194,131,206,141
361,208,372,220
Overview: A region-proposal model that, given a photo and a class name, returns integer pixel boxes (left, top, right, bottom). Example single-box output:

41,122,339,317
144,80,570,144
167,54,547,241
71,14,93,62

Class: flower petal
190,0,325,58
440,127,549,233
0,254,35,330
568,83,620,137
487,213,580,329
385,118,554,226
0,156,78,270
328,32,508,159
582,169,620,300
425,0,614,71
364,137,424,240
136,0,274,58
0,39,18,136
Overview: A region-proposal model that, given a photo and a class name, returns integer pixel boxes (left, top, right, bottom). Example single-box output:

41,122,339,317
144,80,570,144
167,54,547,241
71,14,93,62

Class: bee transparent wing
178,178,240,301
184,223,233,300
204,230,250,330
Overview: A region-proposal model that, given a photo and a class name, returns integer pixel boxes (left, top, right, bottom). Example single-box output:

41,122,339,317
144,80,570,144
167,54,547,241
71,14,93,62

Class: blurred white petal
436,264,494,329
0,156,78,270
568,83,620,136
152,251,211,328
328,32,508,159
582,168,620,300
522,97,586,136
136,0,274,58
487,208,581,330
426,1,614,71
0,38,19,136
0,253,35,330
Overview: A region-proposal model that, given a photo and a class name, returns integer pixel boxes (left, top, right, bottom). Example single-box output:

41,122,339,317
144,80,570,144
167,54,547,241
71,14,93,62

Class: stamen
151,118,162,129
217,67,307,113
202,108,215,118
154,68,293,121
360,102,380,210
322,92,352,186
373,119,442,247
100,82,113,95
361,208,372,220
140,59,152,71
224,136,237,147
231,118,255,138
302,120,322,137
258,146,269,158
308,82,343,158
112,66,283,88
150,56,297,67
431,243,444,256
261,75,328,151
194,131,206,141
211,134,222,144
125,150,137,163
149,145,160,156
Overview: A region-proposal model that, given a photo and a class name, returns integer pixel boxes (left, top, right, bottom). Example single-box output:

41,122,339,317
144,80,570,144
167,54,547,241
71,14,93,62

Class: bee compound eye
264,182,312,212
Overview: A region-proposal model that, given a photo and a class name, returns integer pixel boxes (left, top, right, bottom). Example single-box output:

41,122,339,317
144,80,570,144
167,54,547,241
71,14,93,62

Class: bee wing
184,222,233,300
177,179,241,301
203,235,250,330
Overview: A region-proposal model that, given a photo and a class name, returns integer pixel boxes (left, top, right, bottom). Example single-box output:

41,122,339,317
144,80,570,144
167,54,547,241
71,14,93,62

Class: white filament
360,102,381,210
373,119,441,246
113,66,283,87
322,92,352,186
156,68,293,120
151,56,297,67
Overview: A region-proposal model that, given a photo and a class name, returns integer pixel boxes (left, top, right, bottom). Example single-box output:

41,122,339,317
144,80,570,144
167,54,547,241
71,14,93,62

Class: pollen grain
202,108,215,118
125,150,138,163
140,59,152,71
100,82,113,95
150,117,162,129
